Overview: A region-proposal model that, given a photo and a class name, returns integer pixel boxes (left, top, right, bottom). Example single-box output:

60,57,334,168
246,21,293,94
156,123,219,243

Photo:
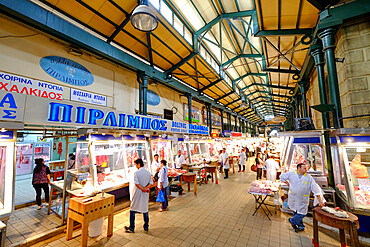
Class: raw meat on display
350,155,369,179
355,190,370,205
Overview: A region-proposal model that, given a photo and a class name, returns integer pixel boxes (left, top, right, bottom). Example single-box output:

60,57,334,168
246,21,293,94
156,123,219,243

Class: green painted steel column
234,115,238,131
138,79,142,115
323,130,334,188
298,81,308,118
311,43,331,129
220,109,224,135
207,104,212,136
318,28,343,128
227,112,232,130
142,75,148,115
294,96,300,119
187,94,192,124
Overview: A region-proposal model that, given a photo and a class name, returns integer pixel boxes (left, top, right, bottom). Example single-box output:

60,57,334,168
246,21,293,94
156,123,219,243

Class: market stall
150,136,174,170
330,128,370,233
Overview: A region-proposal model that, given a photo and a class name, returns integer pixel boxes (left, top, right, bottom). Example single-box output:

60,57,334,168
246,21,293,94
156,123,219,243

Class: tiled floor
5,203,61,246
28,159,350,247
15,176,37,206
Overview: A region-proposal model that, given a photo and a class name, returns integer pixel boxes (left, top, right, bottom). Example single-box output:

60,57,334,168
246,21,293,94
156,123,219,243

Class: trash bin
88,218,103,237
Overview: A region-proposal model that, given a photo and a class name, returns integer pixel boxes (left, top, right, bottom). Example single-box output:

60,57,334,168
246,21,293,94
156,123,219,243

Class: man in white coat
221,148,230,179
151,154,160,175
238,148,247,172
125,158,153,233
280,163,325,232
263,155,280,181
175,150,186,169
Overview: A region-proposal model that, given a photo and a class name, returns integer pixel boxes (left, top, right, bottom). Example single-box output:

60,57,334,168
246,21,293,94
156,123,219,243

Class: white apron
130,167,153,213
264,159,279,182
280,170,321,215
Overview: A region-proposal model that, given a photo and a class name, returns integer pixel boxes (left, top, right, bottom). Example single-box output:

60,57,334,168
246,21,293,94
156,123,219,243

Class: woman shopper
255,152,263,180
32,158,51,210
158,160,169,211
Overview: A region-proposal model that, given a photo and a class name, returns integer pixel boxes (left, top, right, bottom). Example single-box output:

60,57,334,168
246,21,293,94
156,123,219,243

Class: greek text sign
0,71,63,100
70,88,107,106
147,90,160,106
0,91,25,122
40,56,94,86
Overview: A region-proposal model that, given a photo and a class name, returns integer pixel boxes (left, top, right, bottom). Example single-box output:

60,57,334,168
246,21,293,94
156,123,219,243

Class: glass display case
150,138,174,169
207,140,218,161
0,131,16,219
331,129,370,216
279,131,328,188
172,139,189,165
15,142,51,176
187,140,210,163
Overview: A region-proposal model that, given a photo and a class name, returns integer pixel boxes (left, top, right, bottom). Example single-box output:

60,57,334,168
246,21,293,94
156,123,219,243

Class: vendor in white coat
125,158,153,233
221,148,230,179
238,148,247,172
151,154,160,175
175,150,186,169
263,155,280,181
280,163,325,232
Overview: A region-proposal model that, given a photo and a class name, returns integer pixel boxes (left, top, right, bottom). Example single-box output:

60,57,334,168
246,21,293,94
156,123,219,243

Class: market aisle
31,159,341,247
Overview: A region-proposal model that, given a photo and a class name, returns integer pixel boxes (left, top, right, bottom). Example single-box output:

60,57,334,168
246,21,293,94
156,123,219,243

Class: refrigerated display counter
331,128,370,232
150,136,174,170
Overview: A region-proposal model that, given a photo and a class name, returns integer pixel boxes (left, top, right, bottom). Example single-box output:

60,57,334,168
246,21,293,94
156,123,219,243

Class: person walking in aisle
158,160,169,211
238,148,247,172
255,152,263,180
125,158,153,233
280,163,325,232
263,154,280,181
221,148,230,179
32,158,51,210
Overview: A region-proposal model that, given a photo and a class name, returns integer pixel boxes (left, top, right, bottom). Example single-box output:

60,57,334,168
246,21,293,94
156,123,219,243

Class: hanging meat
350,155,369,179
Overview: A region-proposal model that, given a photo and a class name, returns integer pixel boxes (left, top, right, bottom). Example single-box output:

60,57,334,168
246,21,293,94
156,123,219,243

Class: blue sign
147,90,160,106
188,124,209,135
40,56,94,86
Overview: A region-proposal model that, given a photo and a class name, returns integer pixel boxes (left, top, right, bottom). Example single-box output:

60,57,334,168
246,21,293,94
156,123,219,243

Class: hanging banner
184,104,200,123
203,110,221,127
0,71,63,100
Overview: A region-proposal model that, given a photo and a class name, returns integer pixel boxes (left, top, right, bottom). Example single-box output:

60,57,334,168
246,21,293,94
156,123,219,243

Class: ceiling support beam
165,52,196,75
215,91,234,101
269,93,292,98
263,68,298,74
254,28,313,36
221,54,262,67
225,98,241,107
199,78,223,93
107,14,131,43
241,83,295,91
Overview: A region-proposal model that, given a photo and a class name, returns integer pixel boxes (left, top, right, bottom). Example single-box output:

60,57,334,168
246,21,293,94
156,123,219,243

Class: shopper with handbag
255,152,263,180
157,160,169,211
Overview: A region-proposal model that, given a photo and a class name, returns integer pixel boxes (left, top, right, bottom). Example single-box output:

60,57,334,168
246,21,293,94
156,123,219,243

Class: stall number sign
0,91,25,122
0,71,63,100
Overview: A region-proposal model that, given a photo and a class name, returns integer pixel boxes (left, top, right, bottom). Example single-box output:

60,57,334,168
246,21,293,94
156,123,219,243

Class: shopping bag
250,164,257,172
156,190,166,203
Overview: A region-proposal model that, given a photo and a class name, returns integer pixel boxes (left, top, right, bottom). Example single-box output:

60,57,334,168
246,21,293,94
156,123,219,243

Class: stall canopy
0,0,329,123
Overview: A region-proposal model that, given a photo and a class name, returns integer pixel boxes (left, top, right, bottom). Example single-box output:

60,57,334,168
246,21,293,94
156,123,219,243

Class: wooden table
313,207,360,247
180,172,197,195
0,216,9,247
204,166,218,184
66,193,115,247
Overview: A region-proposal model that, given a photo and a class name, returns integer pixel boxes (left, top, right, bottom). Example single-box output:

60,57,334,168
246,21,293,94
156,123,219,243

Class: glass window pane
160,1,173,25
173,15,184,35
184,28,192,45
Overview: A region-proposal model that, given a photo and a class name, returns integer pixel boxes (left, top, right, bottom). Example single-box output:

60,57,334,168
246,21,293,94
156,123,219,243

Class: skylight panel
172,0,204,30
174,15,184,35
149,0,160,10
160,1,173,25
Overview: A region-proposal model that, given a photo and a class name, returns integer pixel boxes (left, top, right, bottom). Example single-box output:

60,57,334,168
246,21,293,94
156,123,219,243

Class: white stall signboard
70,88,107,106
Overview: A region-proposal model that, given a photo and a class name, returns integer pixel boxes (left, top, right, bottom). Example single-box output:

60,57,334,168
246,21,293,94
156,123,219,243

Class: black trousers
224,169,229,178
238,164,245,171
33,183,49,206
256,168,262,180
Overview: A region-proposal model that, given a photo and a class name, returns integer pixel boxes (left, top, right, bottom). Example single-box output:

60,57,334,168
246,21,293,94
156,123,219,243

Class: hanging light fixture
130,2,158,32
